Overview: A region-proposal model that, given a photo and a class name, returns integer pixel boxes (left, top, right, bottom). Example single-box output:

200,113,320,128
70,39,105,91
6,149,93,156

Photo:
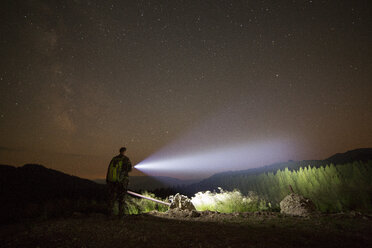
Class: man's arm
127,158,132,173
106,159,113,183
118,157,131,182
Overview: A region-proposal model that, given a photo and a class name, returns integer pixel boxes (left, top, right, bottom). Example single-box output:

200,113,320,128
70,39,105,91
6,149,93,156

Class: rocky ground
1,210,371,248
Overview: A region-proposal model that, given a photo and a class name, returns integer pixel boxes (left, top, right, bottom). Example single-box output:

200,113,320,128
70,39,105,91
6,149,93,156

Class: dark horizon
2,147,371,181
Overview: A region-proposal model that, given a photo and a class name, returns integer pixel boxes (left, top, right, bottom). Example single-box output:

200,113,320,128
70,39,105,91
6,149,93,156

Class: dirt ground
1,211,371,248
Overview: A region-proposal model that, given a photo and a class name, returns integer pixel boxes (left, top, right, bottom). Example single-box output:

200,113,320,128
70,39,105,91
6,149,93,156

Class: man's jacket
106,154,132,183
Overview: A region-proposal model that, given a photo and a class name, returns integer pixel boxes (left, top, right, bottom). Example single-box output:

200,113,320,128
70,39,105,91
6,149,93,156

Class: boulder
189,210,201,218
280,193,316,217
167,208,191,218
169,193,196,211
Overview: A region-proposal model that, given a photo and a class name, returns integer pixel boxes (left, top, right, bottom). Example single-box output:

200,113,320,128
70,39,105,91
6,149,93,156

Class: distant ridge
208,148,372,178
0,164,107,223
0,163,105,205
325,148,372,165
94,176,201,191
1,148,371,200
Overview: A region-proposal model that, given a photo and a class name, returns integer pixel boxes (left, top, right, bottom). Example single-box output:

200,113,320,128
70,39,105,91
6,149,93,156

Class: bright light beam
135,140,291,178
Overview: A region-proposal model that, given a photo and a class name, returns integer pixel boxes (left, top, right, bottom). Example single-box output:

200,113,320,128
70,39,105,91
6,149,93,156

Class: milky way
0,1,371,179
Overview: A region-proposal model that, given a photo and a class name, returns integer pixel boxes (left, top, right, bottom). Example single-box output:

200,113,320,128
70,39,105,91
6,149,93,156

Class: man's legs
107,182,117,216
118,178,129,218
118,190,125,218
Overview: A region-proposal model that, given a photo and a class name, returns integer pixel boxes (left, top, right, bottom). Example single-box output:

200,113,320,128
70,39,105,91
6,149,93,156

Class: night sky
1,0,371,179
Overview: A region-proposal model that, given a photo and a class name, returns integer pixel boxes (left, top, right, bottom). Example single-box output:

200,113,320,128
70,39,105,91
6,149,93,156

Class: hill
325,148,372,165
0,163,105,202
209,148,372,179
0,163,106,223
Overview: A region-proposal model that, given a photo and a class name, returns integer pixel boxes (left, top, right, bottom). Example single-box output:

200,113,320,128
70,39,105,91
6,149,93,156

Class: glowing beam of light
135,140,291,177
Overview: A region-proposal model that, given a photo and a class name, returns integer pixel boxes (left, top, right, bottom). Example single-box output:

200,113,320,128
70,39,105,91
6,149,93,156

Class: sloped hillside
0,164,106,223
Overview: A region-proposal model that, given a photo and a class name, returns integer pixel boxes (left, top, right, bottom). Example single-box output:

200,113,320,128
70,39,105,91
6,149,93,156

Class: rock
280,193,316,217
166,208,191,218
201,210,217,216
169,193,196,211
350,211,362,217
189,210,201,218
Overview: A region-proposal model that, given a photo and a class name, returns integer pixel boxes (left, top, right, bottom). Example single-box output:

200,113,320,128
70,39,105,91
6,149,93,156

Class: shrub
191,188,270,213
123,191,169,215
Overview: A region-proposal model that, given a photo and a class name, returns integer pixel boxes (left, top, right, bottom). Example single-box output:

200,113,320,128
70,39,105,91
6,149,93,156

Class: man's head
119,147,127,155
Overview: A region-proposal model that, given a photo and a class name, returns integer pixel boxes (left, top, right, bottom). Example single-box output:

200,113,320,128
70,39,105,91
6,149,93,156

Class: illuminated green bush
119,189,269,215
200,161,372,212
117,161,372,214
191,188,269,213
123,191,168,215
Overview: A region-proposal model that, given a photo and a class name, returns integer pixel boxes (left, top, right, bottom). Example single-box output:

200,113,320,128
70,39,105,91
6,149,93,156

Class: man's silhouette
106,147,132,218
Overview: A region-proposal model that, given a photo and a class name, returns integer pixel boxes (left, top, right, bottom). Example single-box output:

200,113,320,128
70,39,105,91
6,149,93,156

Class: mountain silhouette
94,176,200,191
0,163,106,223
0,163,105,202
325,148,372,165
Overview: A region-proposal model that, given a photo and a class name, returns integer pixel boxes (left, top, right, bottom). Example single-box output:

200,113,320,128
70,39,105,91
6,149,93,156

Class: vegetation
193,161,372,212
121,192,169,215
2,154,371,223
119,188,271,214
120,161,372,214
181,148,372,196
191,188,269,213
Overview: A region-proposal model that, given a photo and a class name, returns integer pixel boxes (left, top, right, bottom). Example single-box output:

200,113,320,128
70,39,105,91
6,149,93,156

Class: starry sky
1,0,371,179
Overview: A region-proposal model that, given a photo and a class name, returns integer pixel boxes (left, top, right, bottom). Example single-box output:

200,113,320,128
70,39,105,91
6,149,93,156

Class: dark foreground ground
1,211,371,248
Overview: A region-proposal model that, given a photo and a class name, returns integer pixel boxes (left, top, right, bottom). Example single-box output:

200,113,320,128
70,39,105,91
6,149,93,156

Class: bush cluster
191,188,269,213
121,192,169,215
201,161,372,212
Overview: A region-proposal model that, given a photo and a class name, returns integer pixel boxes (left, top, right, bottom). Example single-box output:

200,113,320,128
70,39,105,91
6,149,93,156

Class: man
106,147,132,218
